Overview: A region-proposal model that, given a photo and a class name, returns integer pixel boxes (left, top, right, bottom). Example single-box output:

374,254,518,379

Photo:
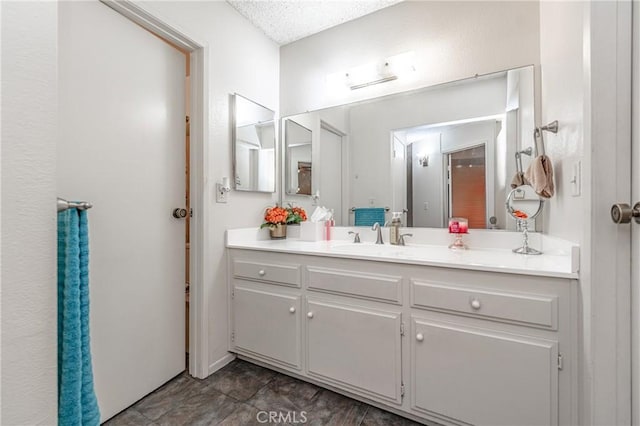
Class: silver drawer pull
307,312,314,319
470,299,481,310
416,333,424,342
258,269,266,277
289,307,296,314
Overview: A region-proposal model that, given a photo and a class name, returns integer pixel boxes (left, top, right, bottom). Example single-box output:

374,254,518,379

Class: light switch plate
570,160,581,197
216,184,228,203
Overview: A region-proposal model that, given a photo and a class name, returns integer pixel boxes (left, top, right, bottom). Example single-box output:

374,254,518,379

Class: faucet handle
398,233,413,246
348,231,361,243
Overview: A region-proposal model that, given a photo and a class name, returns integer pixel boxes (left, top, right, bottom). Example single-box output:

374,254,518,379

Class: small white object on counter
299,221,325,241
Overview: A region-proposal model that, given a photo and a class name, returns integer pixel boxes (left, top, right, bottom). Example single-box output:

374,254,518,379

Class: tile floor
104,359,424,426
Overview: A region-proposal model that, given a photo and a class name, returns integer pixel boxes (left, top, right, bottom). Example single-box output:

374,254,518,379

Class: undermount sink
330,243,411,257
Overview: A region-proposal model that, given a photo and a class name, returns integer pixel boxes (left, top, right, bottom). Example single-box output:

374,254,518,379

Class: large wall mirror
281,66,535,230
232,94,276,193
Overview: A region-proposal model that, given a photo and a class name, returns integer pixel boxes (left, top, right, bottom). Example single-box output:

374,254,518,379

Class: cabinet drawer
233,259,301,287
411,280,557,329
306,266,402,304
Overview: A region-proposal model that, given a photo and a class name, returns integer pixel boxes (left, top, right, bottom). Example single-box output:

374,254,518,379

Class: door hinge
231,289,234,299
231,332,235,342
400,322,405,336
557,353,563,370
400,383,405,398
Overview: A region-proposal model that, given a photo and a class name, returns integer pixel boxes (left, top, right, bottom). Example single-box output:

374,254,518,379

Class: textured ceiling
227,0,403,45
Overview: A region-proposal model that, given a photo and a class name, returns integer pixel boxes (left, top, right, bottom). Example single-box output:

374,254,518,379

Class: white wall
539,2,585,244
138,1,280,374
280,1,540,116
411,133,443,227
0,2,58,424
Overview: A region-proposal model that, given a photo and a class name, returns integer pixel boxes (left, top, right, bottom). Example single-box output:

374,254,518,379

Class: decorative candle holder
448,217,469,250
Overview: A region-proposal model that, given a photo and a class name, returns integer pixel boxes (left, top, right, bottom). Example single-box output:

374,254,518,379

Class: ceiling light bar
349,75,398,90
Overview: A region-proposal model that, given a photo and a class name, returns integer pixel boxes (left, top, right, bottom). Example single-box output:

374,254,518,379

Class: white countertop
226,227,579,279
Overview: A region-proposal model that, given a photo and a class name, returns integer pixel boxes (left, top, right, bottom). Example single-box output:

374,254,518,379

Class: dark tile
246,373,321,413
302,389,368,426
103,408,156,426
360,405,424,426
217,403,262,426
155,388,239,426
134,373,206,421
203,359,276,401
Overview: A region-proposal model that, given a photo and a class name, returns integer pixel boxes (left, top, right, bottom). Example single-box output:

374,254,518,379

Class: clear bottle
389,212,402,245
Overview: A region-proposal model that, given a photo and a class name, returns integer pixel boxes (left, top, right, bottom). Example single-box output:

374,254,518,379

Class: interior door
58,2,186,421
632,3,640,423
319,125,343,225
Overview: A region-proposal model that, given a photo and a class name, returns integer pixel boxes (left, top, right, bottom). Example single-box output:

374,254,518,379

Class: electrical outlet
570,160,581,197
216,183,228,203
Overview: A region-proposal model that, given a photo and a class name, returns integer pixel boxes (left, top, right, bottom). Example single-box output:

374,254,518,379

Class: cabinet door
306,298,402,403
411,318,558,426
233,284,301,369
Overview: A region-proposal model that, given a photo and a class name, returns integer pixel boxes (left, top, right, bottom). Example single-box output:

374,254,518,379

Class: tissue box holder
300,222,324,241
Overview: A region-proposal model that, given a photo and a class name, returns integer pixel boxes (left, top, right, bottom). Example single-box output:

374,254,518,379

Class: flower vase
269,224,287,240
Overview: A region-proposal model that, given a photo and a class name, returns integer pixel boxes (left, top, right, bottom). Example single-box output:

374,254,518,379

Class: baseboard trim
208,353,236,376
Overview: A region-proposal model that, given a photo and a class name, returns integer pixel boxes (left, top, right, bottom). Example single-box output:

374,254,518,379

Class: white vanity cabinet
411,319,558,426
232,283,302,369
305,298,403,404
227,248,578,426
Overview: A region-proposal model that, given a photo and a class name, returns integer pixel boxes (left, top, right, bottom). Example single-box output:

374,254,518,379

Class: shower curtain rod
57,197,93,213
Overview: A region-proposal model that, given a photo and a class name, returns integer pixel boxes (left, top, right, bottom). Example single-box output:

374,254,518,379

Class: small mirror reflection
233,94,276,193
506,185,543,221
284,119,313,196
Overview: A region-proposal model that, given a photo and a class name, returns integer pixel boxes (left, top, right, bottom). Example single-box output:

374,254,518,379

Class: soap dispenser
389,212,402,245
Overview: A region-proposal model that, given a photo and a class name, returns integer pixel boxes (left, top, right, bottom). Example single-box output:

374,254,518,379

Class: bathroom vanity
226,228,579,426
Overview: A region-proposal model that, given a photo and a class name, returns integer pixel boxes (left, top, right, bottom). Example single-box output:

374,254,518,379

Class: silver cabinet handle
470,299,481,310
289,307,296,314
258,269,266,277
307,312,314,319
416,333,424,342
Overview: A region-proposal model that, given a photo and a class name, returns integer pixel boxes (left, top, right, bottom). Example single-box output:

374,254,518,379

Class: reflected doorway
447,145,487,228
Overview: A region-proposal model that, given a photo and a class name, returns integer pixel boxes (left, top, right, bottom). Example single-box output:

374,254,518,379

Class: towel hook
534,120,559,157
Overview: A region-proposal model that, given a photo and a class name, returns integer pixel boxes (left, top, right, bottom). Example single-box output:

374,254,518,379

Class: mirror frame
231,93,277,193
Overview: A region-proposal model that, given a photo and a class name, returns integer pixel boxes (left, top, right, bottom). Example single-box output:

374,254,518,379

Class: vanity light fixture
327,51,416,91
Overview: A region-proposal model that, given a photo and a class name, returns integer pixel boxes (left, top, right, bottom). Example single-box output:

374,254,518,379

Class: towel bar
350,207,390,213
57,197,93,212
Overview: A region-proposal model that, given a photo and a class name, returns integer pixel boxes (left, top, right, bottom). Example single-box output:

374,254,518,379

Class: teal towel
354,208,386,227
58,209,100,426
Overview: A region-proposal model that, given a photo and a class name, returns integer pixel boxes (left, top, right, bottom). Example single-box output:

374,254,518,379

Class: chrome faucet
372,222,384,244
398,233,413,246
348,231,361,243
